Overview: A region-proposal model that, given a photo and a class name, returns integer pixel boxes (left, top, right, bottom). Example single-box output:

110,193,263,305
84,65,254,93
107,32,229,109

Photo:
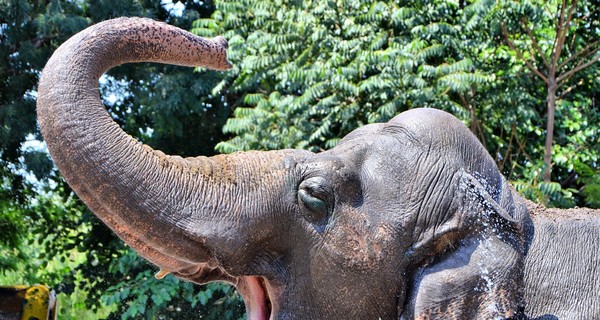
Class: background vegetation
0,0,598,318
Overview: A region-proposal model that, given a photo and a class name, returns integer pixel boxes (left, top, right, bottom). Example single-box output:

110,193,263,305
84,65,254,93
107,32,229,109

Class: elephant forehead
327,134,412,169
389,108,466,133
318,141,371,166
336,108,461,150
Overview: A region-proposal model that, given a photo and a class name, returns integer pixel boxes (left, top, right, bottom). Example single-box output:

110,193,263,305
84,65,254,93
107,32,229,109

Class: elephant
37,17,600,319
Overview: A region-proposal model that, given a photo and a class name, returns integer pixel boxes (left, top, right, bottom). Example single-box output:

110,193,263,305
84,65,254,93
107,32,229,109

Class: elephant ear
402,170,529,319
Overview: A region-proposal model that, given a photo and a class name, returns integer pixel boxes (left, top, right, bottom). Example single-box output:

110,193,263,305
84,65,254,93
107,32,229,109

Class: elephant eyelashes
298,177,334,227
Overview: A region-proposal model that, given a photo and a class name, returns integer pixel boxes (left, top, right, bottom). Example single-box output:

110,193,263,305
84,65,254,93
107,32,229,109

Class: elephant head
37,18,531,319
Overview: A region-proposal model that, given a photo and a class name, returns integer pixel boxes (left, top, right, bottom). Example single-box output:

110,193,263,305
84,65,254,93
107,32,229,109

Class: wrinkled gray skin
37,18,599,319
523,204,600,319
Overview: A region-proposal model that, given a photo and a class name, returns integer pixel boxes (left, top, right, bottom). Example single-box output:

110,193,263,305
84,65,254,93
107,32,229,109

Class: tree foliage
0,0,89,276
194,0,599,207
498,0,600,182
195,0,496,153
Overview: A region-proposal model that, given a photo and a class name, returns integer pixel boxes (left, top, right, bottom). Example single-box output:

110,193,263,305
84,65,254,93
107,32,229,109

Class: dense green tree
498,0,600,182
193,0,598,207
195,0,496,153
489,0,599,206
0,0,88,273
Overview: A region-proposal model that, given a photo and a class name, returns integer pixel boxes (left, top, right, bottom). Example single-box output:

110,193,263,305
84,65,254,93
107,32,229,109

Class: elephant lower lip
238,276,273,320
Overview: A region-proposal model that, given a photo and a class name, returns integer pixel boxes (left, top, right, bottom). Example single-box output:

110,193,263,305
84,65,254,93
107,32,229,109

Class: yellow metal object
0,285,57,320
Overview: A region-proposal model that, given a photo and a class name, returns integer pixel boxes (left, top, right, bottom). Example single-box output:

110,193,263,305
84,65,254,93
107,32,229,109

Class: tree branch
565,0,578,26
499,124,516,170
573,6,600,23
550,0,577,69
501,24,549,84
550,0,567,60
553,0,578,67
557,54,600,84
558,40,600,70
515,135,534,165
558,79,584,99
522,17,550,68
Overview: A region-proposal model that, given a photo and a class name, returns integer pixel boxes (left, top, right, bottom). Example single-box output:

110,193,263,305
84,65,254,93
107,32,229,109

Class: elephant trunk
37,17,294,275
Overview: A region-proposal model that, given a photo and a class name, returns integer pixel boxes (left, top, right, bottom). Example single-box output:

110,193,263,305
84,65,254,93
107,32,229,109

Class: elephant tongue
238,276,271,320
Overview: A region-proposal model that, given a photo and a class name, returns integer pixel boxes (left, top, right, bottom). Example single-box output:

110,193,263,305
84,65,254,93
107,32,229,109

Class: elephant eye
298,177,333,227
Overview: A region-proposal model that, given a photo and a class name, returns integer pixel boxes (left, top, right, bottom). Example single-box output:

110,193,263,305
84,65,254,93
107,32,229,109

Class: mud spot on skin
324,206,395,272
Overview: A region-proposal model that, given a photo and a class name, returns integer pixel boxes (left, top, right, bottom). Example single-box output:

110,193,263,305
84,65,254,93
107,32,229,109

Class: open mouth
168,263,276,319
237,276,274,320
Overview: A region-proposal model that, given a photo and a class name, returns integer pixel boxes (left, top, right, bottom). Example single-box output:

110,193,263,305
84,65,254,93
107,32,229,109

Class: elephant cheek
322,209,397,272
310,227,404,319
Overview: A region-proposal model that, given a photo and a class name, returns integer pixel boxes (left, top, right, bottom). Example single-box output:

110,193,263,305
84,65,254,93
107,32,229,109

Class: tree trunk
543,77,557,182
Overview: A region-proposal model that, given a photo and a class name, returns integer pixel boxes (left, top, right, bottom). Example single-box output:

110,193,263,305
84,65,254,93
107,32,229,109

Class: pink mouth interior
238,276,272,320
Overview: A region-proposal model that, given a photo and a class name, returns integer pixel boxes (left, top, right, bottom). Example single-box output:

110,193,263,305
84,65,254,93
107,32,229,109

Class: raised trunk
36,18,293,275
